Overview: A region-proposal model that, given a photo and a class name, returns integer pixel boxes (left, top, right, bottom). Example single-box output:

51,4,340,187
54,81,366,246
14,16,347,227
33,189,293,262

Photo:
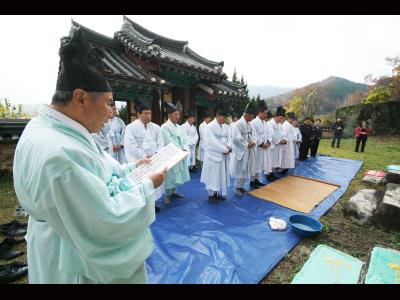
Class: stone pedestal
374,183,400,231
344,189,384,225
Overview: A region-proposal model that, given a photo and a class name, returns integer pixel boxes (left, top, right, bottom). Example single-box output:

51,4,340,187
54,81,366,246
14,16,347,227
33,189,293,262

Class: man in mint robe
160,102,190,204
12,27,166,284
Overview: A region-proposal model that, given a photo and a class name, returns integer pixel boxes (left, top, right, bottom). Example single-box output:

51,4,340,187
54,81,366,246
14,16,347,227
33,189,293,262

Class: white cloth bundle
269,217,287,230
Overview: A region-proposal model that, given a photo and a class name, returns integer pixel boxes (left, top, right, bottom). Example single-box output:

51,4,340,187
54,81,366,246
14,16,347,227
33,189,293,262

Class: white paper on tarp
128,143,189,184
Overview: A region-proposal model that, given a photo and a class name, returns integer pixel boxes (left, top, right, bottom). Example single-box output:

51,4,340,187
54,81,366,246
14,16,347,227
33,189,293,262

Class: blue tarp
145,155,363,284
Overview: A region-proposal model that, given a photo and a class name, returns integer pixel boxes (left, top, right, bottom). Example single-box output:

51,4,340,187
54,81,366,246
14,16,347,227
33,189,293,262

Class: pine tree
232,67,238,83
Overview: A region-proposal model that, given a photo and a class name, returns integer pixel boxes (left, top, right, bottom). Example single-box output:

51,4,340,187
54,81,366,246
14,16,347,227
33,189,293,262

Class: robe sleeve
118,118,126,147
180,126,190,151
92,132,108,151
37,156,155,282
251,121,263,146
232,121,249,151
161,124,174,146
267,122,281,145
206,125,228,154
155,126,164,153
124,124,147,162
193,126,199,145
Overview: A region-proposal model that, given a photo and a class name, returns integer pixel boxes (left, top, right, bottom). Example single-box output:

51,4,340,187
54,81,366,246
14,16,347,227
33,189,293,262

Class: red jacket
355,126,372,138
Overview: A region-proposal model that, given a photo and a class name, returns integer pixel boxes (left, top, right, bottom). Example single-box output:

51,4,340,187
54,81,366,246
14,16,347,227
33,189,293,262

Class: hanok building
67,16,247,125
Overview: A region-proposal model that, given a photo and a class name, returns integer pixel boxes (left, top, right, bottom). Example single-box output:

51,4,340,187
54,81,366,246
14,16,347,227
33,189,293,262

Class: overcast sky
1,15,399,105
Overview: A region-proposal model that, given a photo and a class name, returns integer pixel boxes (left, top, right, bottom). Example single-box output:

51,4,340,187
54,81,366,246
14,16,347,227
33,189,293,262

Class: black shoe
0,261,28,283
239,188,248,194
1,237,25,246
280,169,289,175
266,174,279,182
155,206,161,213
189,168,196,173
250,181,259,189
208,195,218,204
171,192,184,199
0,220,27,230
0,240,24,260
254,179,266,187
0,223,27,237
216,194,226,201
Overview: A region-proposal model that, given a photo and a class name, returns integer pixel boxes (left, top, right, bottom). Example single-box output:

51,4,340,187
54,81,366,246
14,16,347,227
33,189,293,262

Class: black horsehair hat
215,101,232,117
243,101,258,115
275,106,286,117
56,26,112,93
164,101,179,114
136,97,152,113
287,112,296,119
257,101,268,113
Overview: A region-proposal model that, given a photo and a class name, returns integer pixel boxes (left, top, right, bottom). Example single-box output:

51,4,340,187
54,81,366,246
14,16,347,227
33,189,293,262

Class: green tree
232,67,238,83
117,104,128,124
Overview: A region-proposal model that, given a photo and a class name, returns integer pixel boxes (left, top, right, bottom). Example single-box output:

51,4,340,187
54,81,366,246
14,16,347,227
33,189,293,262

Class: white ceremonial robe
124,119,165,200
200,119,232,196
250,116,272,176
230,116,257,179
108,116,127,164
92,122,112,152
266,118,284,169
281,121,296,169
293,127,302,159
181,121,199,167
229,121,236,140
197,121,208,162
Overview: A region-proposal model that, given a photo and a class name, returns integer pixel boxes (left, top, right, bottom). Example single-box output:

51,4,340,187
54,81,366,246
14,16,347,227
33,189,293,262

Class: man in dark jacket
331,117,344,148
311,118,323,157
299,117,314,161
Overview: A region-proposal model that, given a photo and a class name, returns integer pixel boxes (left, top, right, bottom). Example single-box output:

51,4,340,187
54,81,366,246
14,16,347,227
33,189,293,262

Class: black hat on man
164,101,179,114
135,97,153,113
243,101,258,116
56,26,112,93
275,106,286,117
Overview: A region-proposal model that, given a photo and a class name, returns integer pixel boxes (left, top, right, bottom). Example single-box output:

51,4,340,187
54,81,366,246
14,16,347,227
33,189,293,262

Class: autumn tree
287,90,319,119
364,55,400,101
0,98,30,119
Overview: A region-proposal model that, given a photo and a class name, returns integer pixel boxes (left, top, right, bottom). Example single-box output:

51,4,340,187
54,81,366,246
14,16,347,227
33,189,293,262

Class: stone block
344,189,384,225
374,183,400,231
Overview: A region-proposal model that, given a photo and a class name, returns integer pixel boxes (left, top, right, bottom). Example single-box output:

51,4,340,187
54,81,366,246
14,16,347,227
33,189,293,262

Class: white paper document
128,143,189,184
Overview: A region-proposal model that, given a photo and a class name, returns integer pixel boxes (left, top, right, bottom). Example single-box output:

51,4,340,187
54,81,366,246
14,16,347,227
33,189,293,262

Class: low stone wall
0,141,17,173
336,100,400,137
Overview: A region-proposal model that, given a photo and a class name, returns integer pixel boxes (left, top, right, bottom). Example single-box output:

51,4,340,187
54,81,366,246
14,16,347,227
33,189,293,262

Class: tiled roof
209,80,247,98
66,20,167,86
115,16,225,78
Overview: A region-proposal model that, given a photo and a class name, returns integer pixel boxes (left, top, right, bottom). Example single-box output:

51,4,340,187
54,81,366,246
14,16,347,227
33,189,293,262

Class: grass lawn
263,135,400,284
1,136,400,284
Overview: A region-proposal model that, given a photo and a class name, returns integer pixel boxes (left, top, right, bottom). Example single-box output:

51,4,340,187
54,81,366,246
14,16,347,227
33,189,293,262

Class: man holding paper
12,28,166,283
124,97,165,212
161,102,191,204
